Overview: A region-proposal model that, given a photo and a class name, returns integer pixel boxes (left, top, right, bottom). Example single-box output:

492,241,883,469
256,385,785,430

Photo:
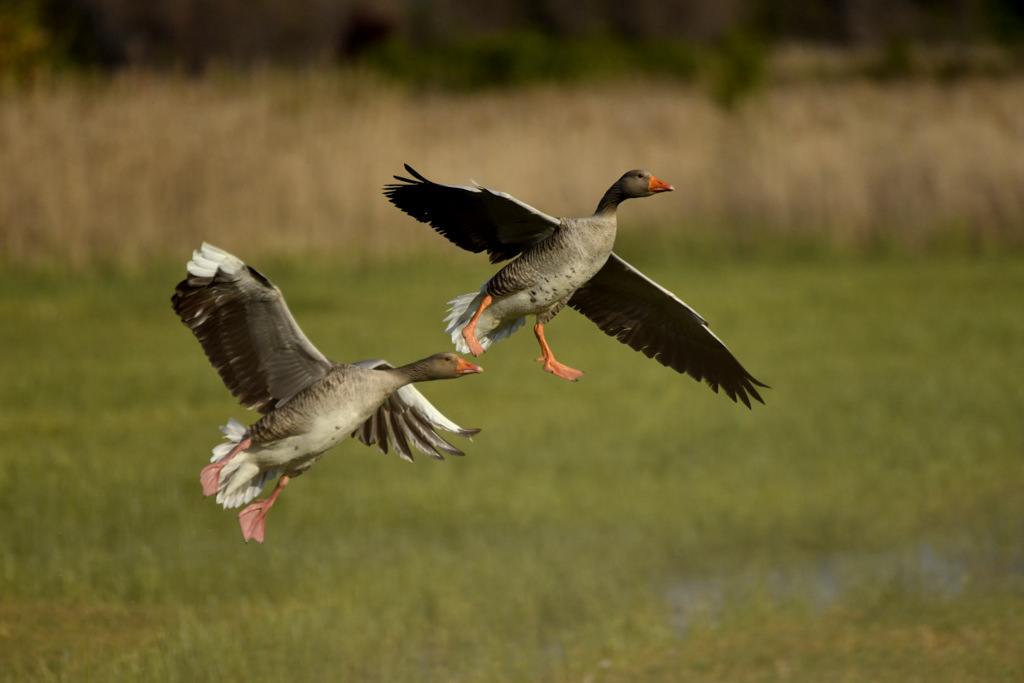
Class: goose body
444,213,619,354
172,243,483,542
384,165,767,407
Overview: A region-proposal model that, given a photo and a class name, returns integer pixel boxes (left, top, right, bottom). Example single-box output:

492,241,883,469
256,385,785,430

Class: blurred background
7,0,1024,71
1,2,1022,681
2,0,1024,265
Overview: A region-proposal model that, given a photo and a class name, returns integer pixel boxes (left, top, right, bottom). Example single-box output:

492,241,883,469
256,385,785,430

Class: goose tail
208,419,280,509
444,291,525,354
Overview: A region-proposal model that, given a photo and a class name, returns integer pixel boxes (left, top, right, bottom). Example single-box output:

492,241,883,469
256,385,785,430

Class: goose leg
237,475,290,544
200,437,251,497
533,323,584,381
461,295,492,357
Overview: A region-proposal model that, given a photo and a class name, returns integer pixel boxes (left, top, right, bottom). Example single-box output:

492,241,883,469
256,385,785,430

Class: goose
172,243,483,543
384,165,766,407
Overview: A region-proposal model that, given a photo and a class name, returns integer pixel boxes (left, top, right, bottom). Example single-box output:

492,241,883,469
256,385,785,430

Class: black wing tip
700,367,768,408
726,376,768,409
382,164,435,206
385,163,428,186
743,375,770,406
714,373,768,408
736,389,756,410
673,354,770,409
750,376,771,389
382,181,410,197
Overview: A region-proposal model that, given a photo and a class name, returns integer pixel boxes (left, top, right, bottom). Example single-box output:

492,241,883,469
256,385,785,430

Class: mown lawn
0,251,1021,681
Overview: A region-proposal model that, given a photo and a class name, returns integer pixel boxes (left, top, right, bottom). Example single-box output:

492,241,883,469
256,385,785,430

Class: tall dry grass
1,69,1023,267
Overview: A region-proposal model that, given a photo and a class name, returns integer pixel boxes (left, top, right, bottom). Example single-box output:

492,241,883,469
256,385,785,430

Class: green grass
1,251,1022,681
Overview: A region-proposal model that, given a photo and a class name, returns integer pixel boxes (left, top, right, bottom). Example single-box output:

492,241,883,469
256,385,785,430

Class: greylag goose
384,165,766,407
172,243,483,543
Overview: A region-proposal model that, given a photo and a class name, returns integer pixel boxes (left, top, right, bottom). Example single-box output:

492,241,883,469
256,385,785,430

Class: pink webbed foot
199,465,221,497
200,437,251,497
238,502,271,543
237,475,290,544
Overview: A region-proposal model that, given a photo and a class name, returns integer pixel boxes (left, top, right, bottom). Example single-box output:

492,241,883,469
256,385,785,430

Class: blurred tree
986,0,1024,42
37,0,398,70
0,0,67,81
15,0,1022,73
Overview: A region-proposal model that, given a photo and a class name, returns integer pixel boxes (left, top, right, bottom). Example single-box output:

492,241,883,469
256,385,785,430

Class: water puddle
667,529,1024,635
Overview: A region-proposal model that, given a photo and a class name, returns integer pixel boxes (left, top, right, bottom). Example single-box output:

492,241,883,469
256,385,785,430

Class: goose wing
569,253,768,408
383,164,561,264
172,243,333,413
352,360,482,461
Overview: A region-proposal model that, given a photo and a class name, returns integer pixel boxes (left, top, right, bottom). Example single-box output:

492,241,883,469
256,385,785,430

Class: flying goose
384,165,766,407
172,243,483,543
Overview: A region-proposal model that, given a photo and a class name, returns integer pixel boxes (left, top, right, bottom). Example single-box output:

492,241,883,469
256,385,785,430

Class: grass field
1,250,1021,681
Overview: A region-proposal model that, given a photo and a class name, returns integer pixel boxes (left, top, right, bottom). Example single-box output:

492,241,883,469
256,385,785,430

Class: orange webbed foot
535,356,585,382
462,328,486,357
461,294,492,357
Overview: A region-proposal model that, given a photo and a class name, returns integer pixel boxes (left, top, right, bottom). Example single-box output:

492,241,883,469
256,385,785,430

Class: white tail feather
215,458,276,509
444,291,525,353
211,417,248,463
209,418,279,509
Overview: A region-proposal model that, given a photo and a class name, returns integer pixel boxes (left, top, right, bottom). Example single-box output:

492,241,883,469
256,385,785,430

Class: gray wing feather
353,359,482,460
172,243,333,413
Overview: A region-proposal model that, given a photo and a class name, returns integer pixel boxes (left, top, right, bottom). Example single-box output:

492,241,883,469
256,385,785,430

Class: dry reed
1,69,1023,267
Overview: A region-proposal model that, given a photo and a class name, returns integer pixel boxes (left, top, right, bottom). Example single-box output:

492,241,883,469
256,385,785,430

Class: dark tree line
11,0,1024,72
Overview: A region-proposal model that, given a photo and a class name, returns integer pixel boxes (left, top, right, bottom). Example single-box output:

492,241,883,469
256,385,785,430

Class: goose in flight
172,243,483,542
384,165,766,407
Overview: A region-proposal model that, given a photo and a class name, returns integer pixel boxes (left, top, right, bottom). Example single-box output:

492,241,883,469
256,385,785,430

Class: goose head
618,169,674,198
417,352,484,379
596,169,673,213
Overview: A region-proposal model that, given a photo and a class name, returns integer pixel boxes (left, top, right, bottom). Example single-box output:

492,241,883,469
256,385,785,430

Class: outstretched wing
172,243,333,413
383,164,561,263
351,359,482,461
569,253,768,408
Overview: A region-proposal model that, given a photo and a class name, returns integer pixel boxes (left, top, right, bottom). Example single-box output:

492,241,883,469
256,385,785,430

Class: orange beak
648,175,674,193
456,358,484,375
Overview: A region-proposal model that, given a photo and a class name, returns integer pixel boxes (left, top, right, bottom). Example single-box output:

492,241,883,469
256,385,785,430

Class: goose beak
456,358,484,375
648,175,674,193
